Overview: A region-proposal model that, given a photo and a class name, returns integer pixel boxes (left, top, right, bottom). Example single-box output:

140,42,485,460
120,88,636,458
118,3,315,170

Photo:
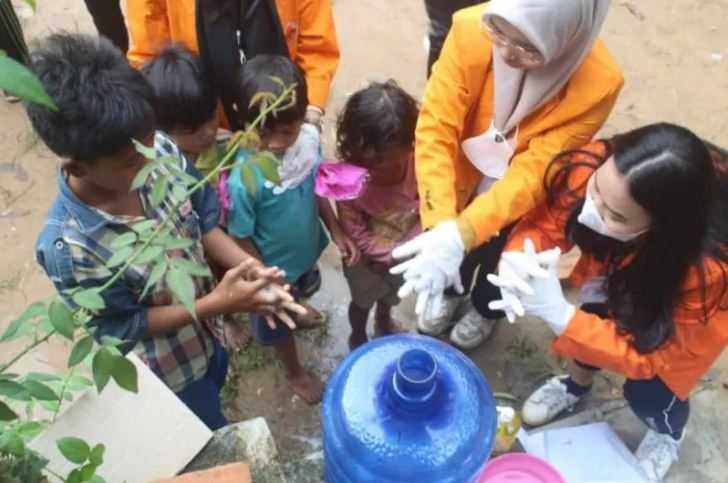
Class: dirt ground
2,0,728,482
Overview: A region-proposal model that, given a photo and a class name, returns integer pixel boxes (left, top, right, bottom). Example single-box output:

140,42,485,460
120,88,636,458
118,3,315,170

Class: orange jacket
416,5,623,249
126,0,339,109
506,143,728,400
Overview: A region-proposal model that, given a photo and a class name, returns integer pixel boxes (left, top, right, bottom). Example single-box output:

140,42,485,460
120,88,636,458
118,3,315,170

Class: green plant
1,75,296,481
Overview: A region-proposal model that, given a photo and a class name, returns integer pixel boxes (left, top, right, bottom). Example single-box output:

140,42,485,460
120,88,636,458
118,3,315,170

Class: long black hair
545,123,728,353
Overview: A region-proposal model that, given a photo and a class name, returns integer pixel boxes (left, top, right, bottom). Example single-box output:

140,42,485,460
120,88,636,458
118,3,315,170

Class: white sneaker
522,376,583,426
635,428,683,481
449,310,496,350
417,296,466,336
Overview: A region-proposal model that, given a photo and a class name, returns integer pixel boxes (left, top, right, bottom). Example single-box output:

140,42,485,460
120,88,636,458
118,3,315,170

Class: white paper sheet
518,422,650,483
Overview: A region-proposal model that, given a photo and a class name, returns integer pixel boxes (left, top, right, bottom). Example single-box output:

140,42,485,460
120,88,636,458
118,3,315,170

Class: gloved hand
488,242,575,335
390,220,465,318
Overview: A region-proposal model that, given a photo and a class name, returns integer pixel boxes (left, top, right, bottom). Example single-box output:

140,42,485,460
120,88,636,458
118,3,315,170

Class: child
141,44,249,349
223,54,351,404
28,33,300,430
140,44,223,181
334,80,421,350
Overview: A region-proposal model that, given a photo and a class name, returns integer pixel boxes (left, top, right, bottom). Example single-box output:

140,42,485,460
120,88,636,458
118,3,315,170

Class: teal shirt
226,151,329,283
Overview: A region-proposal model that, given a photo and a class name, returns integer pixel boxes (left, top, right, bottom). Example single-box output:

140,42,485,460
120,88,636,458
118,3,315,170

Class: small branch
52,366,75,423
0,330,55,373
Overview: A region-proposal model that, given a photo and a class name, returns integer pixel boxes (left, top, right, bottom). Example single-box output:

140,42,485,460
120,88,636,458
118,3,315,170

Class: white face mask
577,189,648,242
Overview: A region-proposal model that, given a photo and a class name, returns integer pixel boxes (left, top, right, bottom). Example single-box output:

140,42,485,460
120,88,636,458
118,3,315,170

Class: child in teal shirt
223,55,351,404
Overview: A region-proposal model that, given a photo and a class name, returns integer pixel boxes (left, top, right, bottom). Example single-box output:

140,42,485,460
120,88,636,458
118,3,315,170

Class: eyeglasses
482,22,544,65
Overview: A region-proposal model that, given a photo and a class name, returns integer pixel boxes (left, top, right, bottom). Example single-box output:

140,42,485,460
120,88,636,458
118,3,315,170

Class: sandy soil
1,1,727,481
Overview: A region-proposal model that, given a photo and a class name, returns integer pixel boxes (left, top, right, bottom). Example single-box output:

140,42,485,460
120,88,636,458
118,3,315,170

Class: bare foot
223,321,251,352
374,317,408,338
348,332,368,351
287,370,324,405
295,302,328,330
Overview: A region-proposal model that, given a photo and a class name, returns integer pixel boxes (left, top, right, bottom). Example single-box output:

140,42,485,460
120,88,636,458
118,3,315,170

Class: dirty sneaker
449,311,496,350
416,295,466,336
635,428,683,481
522,376,584,426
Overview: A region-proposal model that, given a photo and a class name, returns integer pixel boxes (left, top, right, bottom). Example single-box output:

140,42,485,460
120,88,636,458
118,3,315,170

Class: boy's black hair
238,55,307,129
25,33,156,162
141,43,217,132
337,80,419,165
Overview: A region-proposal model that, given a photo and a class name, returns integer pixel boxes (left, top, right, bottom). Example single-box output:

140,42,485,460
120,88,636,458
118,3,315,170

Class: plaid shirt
36,132,222,392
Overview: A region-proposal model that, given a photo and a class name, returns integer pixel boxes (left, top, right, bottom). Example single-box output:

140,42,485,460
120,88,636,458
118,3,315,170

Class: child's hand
249,264,287,286
212,260,304,322
332,230,361,266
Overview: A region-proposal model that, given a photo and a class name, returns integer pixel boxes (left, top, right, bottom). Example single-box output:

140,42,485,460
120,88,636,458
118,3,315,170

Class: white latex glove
390,220,465,318
486,238,550,322
489,245,575,335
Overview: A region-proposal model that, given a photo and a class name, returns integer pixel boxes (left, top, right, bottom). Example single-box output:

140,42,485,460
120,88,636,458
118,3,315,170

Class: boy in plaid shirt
29,33,301,429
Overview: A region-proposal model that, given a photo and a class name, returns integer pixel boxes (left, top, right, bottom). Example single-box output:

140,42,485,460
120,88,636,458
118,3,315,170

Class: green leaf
24,0,37,11
0,55,57,110
1,302,46,342
172,184,188,202
111,356,138,393
170,258,212,278
162,237,195,250
39,399,60,412
81,462,98,480
92,348,114,392
132,139,157,160
240,164,258,195
254,151,281,184
100,336,125,347
67,375,94,392
57,437,90,465
25,372,62,383
0,432,24,455
68,336,94,367
106,246,134,268
110,232,138,249
130,161,157,191
141,260,167,299
131,219,157,234
49,300,76,340
89,475,107,483
0,380,30,401
151,174,169,207
89,443,105,466
15,421,47,440
135,245,164,265
22,380,58,401
72,289,105,311
165,268,196,317
67,468,83,483
0,400,18,421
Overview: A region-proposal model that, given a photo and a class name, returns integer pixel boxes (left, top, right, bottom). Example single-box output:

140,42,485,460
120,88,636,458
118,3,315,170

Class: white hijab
483,0,610,134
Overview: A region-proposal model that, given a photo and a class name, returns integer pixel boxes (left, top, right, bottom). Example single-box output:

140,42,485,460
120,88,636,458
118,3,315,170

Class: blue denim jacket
36,132,222,392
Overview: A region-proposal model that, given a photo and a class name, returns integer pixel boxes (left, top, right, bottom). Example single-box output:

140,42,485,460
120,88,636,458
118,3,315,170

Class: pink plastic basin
477,454,566,483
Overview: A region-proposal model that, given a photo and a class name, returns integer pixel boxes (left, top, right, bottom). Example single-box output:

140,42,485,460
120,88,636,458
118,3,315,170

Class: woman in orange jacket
125,0,339,128
489,124,728,481
390,0,623,350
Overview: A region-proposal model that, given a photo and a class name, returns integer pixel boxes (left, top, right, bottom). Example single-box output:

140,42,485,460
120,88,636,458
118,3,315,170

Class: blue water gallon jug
322,334,496,483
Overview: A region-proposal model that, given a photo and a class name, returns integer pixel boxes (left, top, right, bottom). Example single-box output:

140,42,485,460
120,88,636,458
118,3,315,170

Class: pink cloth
217,170,232,226
337,159,421,266
315,162,369,200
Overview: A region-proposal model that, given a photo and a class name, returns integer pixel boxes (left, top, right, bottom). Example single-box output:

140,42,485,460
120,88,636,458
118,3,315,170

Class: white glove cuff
545,303,576,336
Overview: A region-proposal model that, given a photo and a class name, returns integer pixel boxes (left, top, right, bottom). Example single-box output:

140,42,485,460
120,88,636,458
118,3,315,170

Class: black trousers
575,304,689,439
446,223,515,319
0,0,28,64
423,0,481,77
84,0,128,53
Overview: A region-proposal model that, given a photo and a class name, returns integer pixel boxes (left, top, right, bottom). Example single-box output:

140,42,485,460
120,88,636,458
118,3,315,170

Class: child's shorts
343,260,403,310
249,266,322,345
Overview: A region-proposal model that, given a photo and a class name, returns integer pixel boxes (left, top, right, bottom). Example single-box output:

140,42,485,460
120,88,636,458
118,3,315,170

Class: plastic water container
322,334,497,483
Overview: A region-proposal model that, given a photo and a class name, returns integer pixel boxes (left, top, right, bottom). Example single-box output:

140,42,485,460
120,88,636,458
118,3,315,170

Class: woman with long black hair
489,123,728,481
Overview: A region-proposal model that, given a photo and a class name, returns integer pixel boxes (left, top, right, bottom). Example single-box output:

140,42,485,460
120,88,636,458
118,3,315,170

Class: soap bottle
493,406,521,454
